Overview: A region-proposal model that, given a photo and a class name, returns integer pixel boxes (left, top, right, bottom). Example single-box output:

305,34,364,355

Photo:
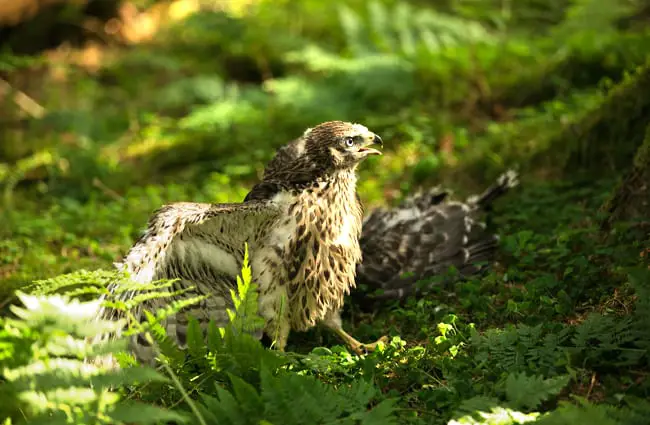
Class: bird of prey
354,170,518,306
246,135,518,308
103,121,387,360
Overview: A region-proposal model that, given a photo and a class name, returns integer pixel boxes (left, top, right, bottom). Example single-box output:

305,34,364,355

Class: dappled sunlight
0,0,71,26
117,0,199,43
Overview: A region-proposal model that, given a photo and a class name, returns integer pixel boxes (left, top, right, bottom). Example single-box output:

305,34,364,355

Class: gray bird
355,170,519,304
104,121,387,359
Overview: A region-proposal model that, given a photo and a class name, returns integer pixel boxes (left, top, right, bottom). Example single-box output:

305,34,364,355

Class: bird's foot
322,313,389,356
348,335,389,356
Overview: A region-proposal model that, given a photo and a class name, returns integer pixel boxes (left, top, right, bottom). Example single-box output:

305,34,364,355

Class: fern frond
140,309,186,364
187,316,208,361
195,362,397,425
27,269,124,296
227,243,265,335
337,1,495,59
449,406,540,425
0,292,179,424
505,373,570,411
554,0,635,37
628,268,650,357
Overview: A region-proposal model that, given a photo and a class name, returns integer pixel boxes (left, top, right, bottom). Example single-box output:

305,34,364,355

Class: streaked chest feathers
270,171,363,330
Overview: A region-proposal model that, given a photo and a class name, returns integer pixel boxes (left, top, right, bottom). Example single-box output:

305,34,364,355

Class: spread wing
355,170,518,303
118,201,282,285
102,200,282,360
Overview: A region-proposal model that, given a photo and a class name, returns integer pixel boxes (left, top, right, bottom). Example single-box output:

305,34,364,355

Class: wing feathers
356,170,518,305
107,200,281,362
467,169,519,209
119,201,281,284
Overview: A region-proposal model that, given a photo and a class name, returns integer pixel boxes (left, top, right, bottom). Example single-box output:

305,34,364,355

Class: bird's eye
344,137,355,147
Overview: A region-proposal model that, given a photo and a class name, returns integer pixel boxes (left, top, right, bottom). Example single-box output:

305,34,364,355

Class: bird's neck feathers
327,169,357,193
264,155,358,192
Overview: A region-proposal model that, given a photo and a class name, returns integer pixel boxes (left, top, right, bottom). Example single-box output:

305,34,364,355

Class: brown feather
355,170,518,304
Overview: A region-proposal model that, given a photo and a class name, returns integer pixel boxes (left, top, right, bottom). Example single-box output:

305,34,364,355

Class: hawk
104,121,387,360
354,170,518,305
255,136,519,305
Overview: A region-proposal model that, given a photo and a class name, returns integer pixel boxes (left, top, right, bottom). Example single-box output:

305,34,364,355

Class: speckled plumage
355,170,519,305
102,121,385,361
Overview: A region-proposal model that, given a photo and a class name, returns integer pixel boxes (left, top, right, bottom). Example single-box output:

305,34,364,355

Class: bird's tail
354,170,519,308
467,169,519,210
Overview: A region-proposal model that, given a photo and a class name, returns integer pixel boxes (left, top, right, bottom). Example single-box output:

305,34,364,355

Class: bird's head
302,121,383,171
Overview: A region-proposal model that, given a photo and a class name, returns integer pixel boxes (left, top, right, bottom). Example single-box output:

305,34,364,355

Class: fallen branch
0,77,46,118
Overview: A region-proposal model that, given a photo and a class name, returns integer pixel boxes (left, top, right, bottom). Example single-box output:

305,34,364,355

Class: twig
586,373,597,400
0,77,46,118
93,178,124,202
161,359,208,425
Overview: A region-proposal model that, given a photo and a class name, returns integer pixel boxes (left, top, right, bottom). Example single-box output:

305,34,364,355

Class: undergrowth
2,176,649,424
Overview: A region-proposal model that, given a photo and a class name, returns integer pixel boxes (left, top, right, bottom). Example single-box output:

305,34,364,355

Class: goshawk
105,121,387,359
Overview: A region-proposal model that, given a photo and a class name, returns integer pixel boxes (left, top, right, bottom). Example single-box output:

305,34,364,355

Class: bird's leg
274,319,291,352
264,317,291,351
322,310,388,355
265,294,291,352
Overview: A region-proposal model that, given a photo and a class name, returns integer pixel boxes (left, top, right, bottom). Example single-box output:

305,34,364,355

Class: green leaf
505,373,571,410
228,373,264,421
110,401,191,424
187,315,207,361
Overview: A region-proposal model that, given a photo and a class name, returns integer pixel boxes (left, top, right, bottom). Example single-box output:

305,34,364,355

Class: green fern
196,363,397,425
26,269,119,298
504,373,570,411
0,292,186,424
195,243,282,379
534,397,650,425
187,315,208,362
628,267,650,361
226,243,265,336
554,0,635,38
449,406,539,425
140,309,187,365
136,243,284,394
338,0,495,58
135,243,396,424
570,313,644,368
472,323,570,376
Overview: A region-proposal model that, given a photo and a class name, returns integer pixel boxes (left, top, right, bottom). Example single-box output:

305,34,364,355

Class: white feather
333,212,357,247
171,238,240,278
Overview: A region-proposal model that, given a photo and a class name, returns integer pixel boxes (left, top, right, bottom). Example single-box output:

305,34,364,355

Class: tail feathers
356,170,518,307
458,236,500,273
403,187,450,210
362,233,500,303
467,169,519,210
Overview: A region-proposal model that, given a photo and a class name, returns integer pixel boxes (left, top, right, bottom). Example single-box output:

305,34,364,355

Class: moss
487,32,650,111
564,62,650,172
447,56,650,187
633,123,650,169
516,58,650,176
600,122,650,231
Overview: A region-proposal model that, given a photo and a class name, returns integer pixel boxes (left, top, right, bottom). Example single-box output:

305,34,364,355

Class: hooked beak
358,133,383,156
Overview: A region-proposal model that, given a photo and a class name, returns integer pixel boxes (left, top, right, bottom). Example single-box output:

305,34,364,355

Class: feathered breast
284,171,363,330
